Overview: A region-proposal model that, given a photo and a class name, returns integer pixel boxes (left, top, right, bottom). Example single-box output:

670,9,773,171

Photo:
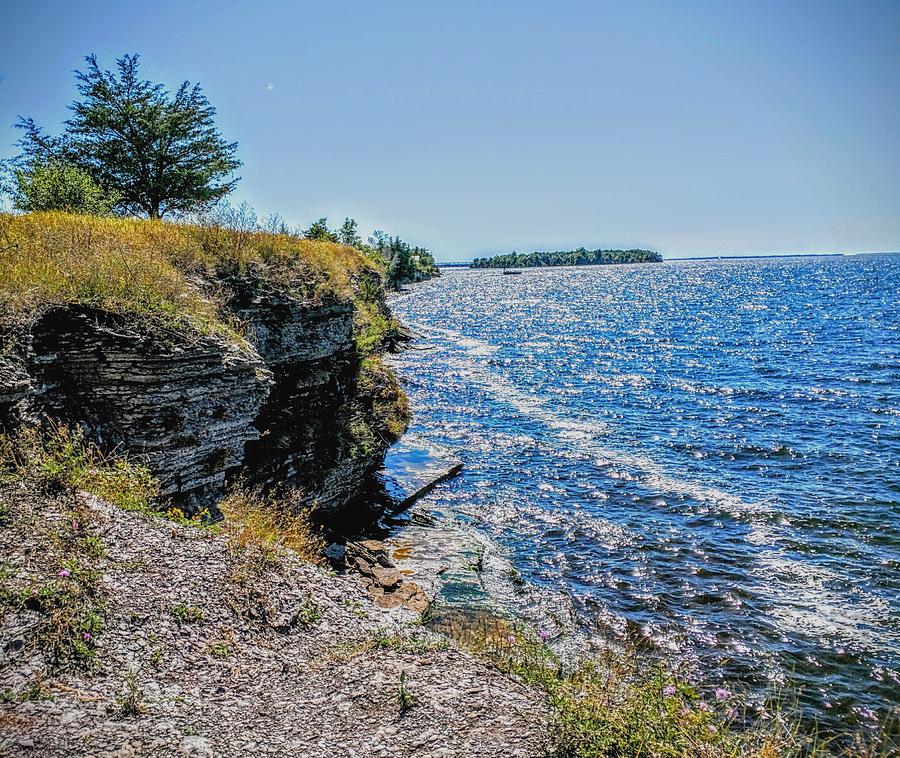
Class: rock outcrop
1,306,271,513
222,275,377,515
0,269,406,518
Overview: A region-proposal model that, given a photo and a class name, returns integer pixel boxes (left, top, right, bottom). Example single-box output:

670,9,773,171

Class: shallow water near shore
385,255,900,735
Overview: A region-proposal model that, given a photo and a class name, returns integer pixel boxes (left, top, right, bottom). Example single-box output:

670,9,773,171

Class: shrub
11,161,119,215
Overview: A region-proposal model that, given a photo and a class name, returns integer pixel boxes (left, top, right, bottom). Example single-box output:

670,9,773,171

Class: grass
170,603,204,625
0,211,382,340
1,424,216,530
219,485,325,567
430,611,895,758
2,424,159,514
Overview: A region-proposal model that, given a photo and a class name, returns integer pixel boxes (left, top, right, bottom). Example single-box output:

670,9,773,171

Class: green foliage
0,518,106,666
297,598,322,627
347,355,410,458
170,603,204,625
115,671,145,717
396,670,416,714
21,425,160,514
472,247,662,269
303,217,338,242
209,641,232,659
436,616,832,758
338,217,362,247
367,232,439,289
14,53,240,218
12,161,118,215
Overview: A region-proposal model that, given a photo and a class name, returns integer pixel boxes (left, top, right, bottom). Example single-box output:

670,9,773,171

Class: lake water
386,255,900,734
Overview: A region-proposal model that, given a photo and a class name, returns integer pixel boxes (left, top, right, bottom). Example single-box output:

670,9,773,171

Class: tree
303,217,338,242
338,217,362,247
11,160,118,214
14,54,240,219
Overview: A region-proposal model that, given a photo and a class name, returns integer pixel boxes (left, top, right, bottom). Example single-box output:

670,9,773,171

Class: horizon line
436,250,900,265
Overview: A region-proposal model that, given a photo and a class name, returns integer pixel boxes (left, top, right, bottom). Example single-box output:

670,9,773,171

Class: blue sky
2,1,898,260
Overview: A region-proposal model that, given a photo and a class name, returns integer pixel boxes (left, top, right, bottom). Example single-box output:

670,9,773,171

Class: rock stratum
0,269,402,519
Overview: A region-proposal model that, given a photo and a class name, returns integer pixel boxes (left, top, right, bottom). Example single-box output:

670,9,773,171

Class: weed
115,671,144,717
170,604,204,625
209,641,232,659
297,598,322,627
150,645,165,666
220,485,325,572
342,598,369,619
80,536,106,559
396,670,416,714
372,630,450,655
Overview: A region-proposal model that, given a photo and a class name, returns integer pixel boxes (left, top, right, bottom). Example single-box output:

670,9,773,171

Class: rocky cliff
0,226,408,520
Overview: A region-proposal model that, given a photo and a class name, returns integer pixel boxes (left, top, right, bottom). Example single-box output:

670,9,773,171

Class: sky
2,1,899,261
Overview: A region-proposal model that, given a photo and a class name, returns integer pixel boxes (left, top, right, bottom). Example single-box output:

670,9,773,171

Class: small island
471,247,662,268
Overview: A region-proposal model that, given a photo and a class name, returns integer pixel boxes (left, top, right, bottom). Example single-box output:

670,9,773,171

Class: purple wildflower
663,684,677,697
82,632,92,641
58,569,71,578
714,687,730,700
539,630,550,641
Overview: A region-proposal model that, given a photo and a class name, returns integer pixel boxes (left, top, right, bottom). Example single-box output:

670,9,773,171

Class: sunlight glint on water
388,255,900,733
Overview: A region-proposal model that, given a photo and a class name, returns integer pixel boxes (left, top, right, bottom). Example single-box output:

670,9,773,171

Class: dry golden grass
219,485,325,566
0,211,379,335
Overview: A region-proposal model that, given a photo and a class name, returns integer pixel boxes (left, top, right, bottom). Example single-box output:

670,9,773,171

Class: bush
12,161,118,215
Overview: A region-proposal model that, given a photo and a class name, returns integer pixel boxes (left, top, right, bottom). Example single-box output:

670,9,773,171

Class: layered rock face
0,272,403,518
2,306,271,512
223,275,381,515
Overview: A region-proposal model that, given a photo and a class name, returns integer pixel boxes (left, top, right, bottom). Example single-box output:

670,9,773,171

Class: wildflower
726,706,738,720
663,684,677,697
71,520,80,531
507,634,516,644
539,630,550,640
714,687,730,700
58,569,71,578
697,700,711,712
82,632,92,641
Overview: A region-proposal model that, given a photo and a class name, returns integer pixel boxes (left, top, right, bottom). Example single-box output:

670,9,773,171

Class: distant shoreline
437,250,899,267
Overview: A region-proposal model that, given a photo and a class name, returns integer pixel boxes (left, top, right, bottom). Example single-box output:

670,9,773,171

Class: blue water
388,255,900,733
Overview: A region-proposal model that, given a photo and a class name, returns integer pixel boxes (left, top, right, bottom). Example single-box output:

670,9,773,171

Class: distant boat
502,268,522,275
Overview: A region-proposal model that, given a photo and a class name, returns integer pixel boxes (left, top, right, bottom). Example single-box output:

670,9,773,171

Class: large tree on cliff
14,54,240,219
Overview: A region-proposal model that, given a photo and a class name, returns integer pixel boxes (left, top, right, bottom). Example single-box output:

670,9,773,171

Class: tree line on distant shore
471,248,662,268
